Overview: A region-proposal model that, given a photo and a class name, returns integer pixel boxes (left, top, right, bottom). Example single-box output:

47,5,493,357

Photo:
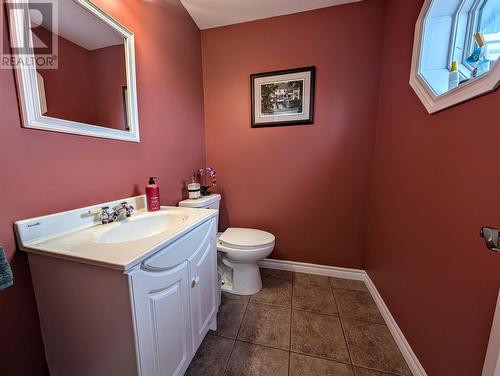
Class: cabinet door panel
189,220,218,351
130,261,192,376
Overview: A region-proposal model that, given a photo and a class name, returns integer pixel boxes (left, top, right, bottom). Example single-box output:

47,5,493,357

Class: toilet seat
218,242,273,254
218,228,275,250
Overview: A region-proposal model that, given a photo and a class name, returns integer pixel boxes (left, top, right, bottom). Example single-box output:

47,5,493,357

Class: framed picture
251,66,315,128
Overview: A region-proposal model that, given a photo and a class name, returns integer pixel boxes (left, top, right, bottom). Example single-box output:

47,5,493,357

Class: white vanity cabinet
22,207,219,376
130,261,192,376
129,218,218,376
188,234,219,352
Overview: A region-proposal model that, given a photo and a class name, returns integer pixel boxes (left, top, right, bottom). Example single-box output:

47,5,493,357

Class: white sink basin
96,211,189,244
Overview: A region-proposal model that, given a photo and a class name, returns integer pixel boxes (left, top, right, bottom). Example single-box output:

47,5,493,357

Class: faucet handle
98,206,113,224
121,202,134,217
115,202,134,217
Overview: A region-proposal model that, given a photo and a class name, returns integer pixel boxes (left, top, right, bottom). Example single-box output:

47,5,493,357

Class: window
410,0,500,113
419,0,499,94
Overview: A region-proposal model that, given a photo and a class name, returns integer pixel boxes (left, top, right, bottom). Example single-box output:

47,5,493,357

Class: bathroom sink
96,211,189,244
15,196,218,270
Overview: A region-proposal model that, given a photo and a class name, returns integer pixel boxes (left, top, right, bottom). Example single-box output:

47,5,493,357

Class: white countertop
15,196,218,271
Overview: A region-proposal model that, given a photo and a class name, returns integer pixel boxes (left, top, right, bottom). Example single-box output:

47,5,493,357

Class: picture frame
251,66,316,128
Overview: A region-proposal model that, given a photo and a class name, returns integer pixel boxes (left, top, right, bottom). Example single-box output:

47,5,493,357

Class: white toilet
179,194,275,295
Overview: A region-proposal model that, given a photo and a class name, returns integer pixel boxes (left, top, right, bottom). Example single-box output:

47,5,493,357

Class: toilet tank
178,194,221,230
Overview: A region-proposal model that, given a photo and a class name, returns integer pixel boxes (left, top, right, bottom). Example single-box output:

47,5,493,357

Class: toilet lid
219,228,275,248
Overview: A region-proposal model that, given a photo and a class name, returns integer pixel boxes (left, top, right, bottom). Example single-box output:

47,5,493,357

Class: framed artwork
251,66,315,127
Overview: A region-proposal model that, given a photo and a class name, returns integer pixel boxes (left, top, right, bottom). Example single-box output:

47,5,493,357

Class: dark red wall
91,45,127,130
38,30,96,125
365,1,500,375
0,1,205,374
201,0,387,268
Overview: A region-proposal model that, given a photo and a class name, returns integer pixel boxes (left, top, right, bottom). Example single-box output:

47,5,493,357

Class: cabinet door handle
191,276,200,288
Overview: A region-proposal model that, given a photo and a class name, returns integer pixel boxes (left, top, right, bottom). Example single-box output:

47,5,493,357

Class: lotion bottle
146,177,160,211
448,60,460,90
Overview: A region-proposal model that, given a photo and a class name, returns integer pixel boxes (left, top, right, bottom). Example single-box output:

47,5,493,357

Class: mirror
410,0,500,113
7,0,139,142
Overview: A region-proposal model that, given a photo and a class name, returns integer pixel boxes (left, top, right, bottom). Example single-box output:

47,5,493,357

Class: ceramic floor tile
334,289,384,323
189,271,413,376
293,272,331,286
185,335,234,376
214,295,248,339
225,341,289,376
292,282,338,315
330,277,369,292
291,309,350,363
260,268,293,281
237,302,291,350
343,318,411,375
355,367,402,376
290,353,355,376
250,276,292,307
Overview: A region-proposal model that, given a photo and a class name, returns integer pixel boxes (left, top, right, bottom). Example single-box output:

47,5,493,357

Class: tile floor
186,269,411,376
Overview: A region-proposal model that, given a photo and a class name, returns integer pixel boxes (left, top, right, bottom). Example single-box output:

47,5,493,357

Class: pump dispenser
146,177,160,211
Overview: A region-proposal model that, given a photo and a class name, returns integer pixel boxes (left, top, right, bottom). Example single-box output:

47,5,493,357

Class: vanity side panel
28,253,138,376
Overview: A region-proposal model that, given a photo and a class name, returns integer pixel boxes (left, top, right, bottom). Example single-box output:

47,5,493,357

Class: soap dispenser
146,177,160,211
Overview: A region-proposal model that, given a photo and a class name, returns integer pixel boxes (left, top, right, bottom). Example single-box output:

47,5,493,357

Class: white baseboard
258,258,365,281
258,258,428,376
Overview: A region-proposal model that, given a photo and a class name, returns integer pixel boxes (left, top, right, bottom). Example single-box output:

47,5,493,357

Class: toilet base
221,259,263,296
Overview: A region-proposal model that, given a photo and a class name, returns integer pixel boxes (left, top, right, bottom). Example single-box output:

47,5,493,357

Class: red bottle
146,177,160,211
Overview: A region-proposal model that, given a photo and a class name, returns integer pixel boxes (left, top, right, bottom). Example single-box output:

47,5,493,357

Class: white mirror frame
8,0,140,142
410,0,500,114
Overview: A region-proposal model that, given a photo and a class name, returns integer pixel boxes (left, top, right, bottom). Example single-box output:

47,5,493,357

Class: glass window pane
480,0,500,61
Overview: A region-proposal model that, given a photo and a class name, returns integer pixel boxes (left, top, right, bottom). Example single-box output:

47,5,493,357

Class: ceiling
180,0,362,30
32,0,124,51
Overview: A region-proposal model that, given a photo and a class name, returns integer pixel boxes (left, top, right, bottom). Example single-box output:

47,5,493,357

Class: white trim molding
259,258,428,376
7,0,140,142
258,258,365,281
410,0,500,114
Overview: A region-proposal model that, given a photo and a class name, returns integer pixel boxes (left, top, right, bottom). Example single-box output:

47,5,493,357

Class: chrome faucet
93,202,134,224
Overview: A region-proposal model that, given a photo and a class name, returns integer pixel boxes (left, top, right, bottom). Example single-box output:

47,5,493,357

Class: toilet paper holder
480,227,500,252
